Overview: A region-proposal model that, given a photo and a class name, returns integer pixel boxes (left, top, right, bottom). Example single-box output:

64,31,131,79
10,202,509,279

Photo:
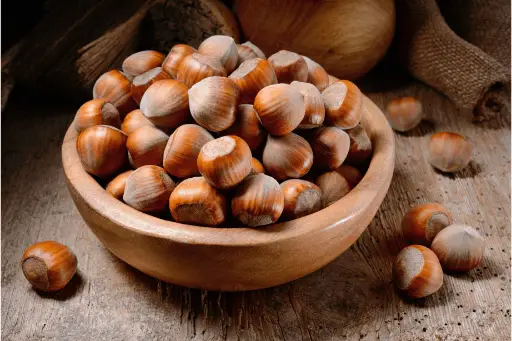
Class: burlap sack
395,0,510,121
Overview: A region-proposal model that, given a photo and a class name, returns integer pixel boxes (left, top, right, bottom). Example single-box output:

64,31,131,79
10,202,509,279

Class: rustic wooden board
2,77,510,340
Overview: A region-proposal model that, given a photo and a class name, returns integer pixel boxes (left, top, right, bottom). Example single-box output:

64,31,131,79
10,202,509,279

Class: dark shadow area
34,271,85,301
432,160,483,179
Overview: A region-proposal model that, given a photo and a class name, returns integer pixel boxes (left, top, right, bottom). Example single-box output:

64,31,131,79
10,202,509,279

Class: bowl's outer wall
62,97,395,291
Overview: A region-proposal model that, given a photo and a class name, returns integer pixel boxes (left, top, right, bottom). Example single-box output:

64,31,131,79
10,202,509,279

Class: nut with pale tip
106,170,134,200
386,97,423,132
22,241,77,292
280,179,323,220
393,245,443,298
197,136,253,190
189,76,240,132
315,171,351,207
126,125,169,168
222,104,267,151
163,124,214,178
123,165,176,214
76,125,128,179
74,99,121,133
177,53,227,88
253,84,305,136
231,174,284,227
162,44,197,78
402,203,453,246
198,35,239,73
236,41,266,66
322,80,363,129
229,58,277,104
122,50,165,77
131,67,171,105
169,176,228,227
345,124,373,165
428,132,472,172
309,126,350,170
262,133,313,181
121,109,155,135
290,81,325,129
93,70,136,116
302,56,329,91
268,50,308,83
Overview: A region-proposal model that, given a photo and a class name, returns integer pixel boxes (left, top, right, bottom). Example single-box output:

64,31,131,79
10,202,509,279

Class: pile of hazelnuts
74,35,373,227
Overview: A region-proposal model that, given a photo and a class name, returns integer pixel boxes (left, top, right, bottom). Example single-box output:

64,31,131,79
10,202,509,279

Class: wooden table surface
2,73,510,340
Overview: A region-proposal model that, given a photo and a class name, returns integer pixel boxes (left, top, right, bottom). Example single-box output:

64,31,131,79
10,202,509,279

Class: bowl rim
62,96,394,247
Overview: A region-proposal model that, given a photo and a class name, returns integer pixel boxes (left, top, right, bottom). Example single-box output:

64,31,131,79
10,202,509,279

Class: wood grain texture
2,77,510,340
61,96,394,291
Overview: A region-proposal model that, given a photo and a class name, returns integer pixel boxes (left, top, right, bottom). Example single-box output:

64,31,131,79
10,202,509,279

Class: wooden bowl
62,96,394,291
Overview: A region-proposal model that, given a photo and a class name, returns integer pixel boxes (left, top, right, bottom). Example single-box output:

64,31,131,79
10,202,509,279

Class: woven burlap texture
395,0,510,120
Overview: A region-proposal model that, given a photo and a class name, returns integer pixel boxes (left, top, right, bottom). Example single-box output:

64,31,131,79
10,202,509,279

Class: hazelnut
280,179,323,220
386,97,423,132
315,171,350,207
328,75,339,85
122,50,165,77
262,133,313,181
74,99,121,133
222,104,267,151
431,224,485,272
169,177,228,227
336,165,363,188
106,170,134,200
301,56,329,91
198,35,238,73
322,80,363,129
139,79,190,130
123,165,176,214
22,241,77,292
428,132,472,172
162,44,197,78
253,84,305,136
197,136,252,190
163,124,214,178
393,245,443,298
231,174,284,226
126,126,169,168
309,126,350,170
402,203,453,246
345,124,373,165
131,67,171,105
121,109,155,135
229,58,277,104
268,50,308,83
236,41,266,66
177,53,227,88
250,157,265,175
188,76,240,132
76,125,128,179
93,70,136,116
290,81,325,129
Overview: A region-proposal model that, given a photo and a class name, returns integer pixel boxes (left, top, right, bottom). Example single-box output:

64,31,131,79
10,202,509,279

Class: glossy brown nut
250,157,265,175
76,125,128,179
336,165,363,188
229,58,277,104
189,76,240,132
309,126,350,170
123,165,176,214
345,124,373,165
177,53,227,88
197,136,252,190
428,132,472,172
22,241,77,292
169,177,228,227
74,99,121,133
126,125,169,168
322,80,363,129
140,79,190,130
93,70,137,116
268,50,308,83
253,84,305,136
162,44,197,78
106,170,134,200
280,179,323,220
122,50,165,77
131,67,171,105
163,124,214,178
290,81,325,129
315,171,351,207
393,245,443,298
222,104,267,151
386,97,423,132
262,133,313,181
121,109,155,135
401,203,453,246
431,224,485,272
231,174,284,227
198,35,238,73
301,56,329,91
